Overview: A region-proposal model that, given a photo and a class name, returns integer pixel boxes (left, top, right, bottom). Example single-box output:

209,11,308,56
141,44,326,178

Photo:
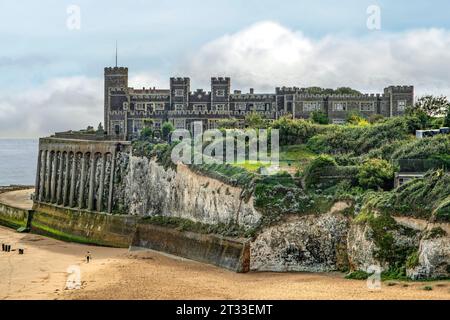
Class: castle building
104,66,414,140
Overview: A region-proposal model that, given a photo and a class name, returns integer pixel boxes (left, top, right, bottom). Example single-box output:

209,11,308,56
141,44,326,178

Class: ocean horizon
0,138,38,186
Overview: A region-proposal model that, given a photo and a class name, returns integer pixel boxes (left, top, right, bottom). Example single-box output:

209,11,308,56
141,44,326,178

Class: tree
357,158,394,190
444,108,450,127
217,118,239,129
140,126,153,140
346,111,369,126
303,154,337,188
310,111,329,124
161,121,174,141
413,95,450,117
334,87,362,95
368,114,384,124
245,112,266,128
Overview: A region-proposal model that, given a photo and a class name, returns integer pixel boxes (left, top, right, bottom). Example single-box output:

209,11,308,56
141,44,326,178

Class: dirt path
0,188,34,210
0,226,448,300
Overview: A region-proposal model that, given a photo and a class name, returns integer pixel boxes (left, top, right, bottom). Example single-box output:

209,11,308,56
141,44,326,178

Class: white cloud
0,76,103,138
128,73,169,89
184,21,450,96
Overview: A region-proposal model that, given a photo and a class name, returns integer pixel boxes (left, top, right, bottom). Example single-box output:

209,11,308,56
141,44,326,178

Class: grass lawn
231,144,317,174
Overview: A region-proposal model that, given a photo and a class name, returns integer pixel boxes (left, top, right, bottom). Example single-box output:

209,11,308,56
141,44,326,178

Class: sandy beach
0,225,448,300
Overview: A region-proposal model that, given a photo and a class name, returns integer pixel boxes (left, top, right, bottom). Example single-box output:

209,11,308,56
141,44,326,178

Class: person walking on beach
86,251,91,263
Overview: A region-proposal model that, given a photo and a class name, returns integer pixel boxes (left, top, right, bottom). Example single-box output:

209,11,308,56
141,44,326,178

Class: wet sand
0,188,34,210
0,226,449,300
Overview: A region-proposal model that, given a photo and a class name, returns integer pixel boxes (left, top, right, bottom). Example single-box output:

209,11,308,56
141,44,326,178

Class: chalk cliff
123,156,261,228
113,152,449,278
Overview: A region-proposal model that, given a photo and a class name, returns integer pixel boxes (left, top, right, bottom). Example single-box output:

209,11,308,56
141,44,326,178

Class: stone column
78,153,87,208
45,151,51,202
62,152,70,206
107,152,116,213
97,153,106,212
38,150,46,201
88,153,96,211
56,152,64,204
34,150,42,201
50,152,57,203
69,153,77,207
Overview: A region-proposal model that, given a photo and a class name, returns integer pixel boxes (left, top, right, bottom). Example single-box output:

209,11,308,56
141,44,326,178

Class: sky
1,0,450,137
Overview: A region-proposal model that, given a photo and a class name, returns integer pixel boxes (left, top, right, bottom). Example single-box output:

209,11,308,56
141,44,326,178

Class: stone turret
104,67,128,134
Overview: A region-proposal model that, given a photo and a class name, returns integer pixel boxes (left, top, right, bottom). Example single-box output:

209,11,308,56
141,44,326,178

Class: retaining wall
31,202,138,247
0,202,31,230
131,223,250,272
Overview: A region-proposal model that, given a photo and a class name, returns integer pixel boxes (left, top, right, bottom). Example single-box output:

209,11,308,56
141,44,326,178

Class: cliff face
123,156,261,228
250,209,350,272
114,153,449,278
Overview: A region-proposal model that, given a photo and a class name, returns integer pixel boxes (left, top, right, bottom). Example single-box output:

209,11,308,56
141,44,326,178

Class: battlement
211,77,230,83
276,87,300,94
104,67,128,74
384,85,414,93
230,93,274,100
128,87,170,94
192,89,209,95
327,93,381,99
170,77,190,83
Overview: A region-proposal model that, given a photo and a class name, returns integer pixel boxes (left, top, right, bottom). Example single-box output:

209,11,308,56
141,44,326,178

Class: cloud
128,72,169,89
0,76,103,138
184,21,450,96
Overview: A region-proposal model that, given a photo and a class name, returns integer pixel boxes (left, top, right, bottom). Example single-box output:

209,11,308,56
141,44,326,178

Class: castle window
235,102,246,111
153,120,162,129
303,101,321,112
174,119,185,129
333,102,347,111
154,103,165,111
135,103,145,111
214,104,226,111
360,102,375,112
193,104,206,111
216,89,225,97
397,100,406,111
208,119,219,129
175,104,184,110
123,102,129,110
134,120,144,133
175,89,184,97
255,103,266,111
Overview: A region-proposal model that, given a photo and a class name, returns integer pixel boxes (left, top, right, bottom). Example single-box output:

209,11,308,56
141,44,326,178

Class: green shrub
345,270,371,280
162,121,174,141
306,117,411,155
406,251,420,269
357,158,394,190
272,116,328,146
302,154,337,188
310,111,329,124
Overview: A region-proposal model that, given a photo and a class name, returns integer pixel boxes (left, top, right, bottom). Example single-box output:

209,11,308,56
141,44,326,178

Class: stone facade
104,66,415,140
34,137,131,214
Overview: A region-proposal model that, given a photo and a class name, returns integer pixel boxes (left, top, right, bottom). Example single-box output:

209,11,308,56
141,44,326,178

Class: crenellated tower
104,67,128,134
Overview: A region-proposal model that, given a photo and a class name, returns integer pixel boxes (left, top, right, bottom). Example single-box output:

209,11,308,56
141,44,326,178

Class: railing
397,159,450,172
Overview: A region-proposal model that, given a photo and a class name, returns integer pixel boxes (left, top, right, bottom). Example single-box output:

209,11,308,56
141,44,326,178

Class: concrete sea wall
131,223,250,272
0,202,31,230
31,202,138,247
